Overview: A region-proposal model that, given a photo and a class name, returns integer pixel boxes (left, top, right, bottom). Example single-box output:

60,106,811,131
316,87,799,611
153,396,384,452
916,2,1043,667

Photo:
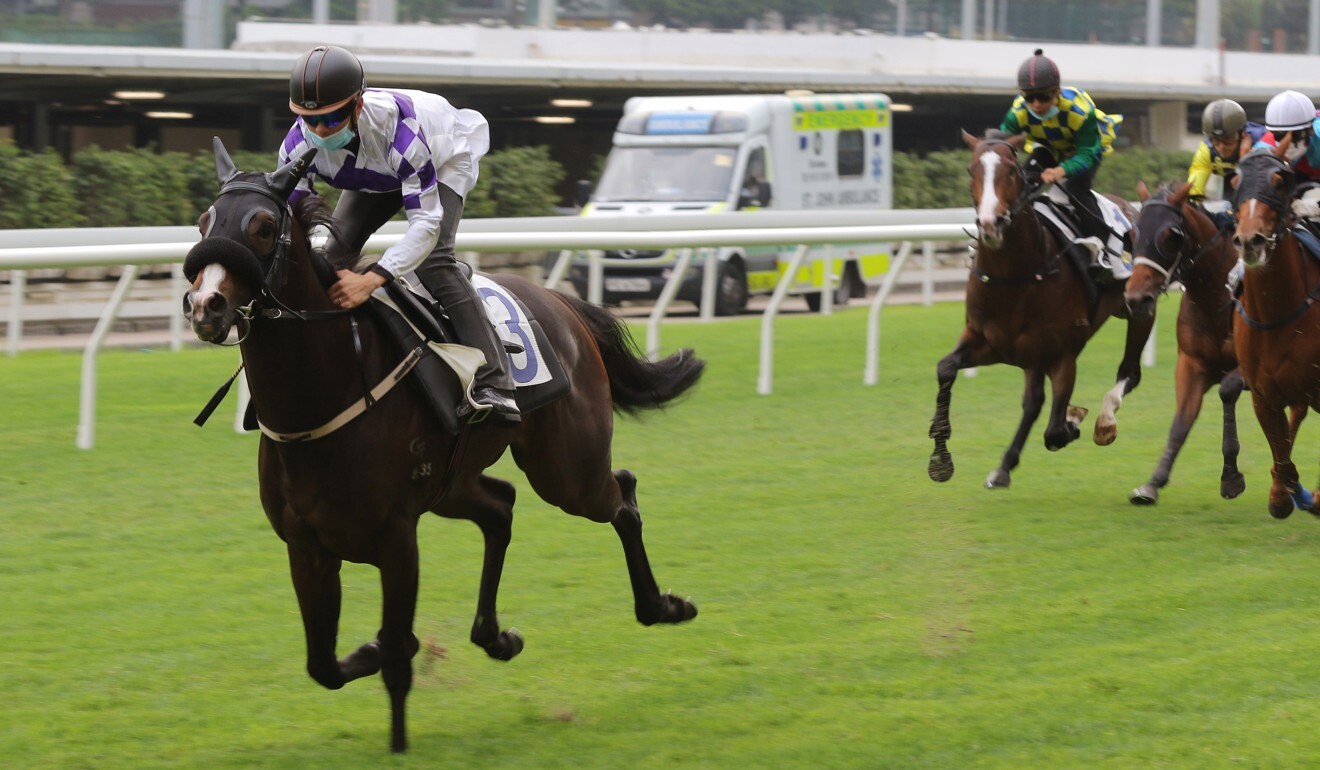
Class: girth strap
258,346,427,442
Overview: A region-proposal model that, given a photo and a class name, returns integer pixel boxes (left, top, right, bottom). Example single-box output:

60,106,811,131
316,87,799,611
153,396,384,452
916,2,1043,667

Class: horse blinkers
1232,152,1294,264
183,139,317,342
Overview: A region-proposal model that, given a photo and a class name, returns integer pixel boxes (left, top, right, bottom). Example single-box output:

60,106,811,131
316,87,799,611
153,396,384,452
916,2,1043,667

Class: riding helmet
1264,89,1317,132
289,45,365,115
1016,49,1060,91
1201,99,1247,138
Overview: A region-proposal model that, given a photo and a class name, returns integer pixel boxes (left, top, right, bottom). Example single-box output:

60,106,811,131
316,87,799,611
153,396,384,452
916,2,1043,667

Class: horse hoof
485,628,525,662
928,449,954,482
1066,404,1089,426
1093,420,1116,446
1269,501,1294,519
1220,472,1246,500
1129,485,1158,505
984,469,1011,489
640,592,698,626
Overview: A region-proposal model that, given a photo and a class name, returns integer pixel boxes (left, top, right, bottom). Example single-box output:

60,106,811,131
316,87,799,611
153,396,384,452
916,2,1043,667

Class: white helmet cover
1265,89,1317,132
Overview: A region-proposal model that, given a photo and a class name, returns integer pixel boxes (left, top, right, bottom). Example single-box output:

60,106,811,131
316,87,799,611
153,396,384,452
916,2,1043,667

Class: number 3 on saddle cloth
370,273,570,435
1031,185,1134,283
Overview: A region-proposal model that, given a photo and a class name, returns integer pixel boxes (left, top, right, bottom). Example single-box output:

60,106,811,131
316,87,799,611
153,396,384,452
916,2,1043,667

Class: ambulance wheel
715,262,748,316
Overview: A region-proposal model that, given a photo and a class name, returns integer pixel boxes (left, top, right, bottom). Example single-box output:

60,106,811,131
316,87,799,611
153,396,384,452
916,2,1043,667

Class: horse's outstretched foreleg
287,543,381,688
437,475,524,662
930,331,992,483
985,368,1046,489
1130,354,1211,505
1094,312,1154,446
612,469,697,625
1250,394,1308,519
1218,369,1246,500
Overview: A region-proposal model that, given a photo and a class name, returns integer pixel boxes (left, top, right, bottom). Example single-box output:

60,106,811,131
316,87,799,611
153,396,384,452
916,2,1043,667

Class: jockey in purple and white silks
279,44,518,424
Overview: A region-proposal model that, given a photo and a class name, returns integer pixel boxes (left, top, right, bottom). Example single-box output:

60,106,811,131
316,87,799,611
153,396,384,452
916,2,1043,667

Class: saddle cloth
1033,187,1133,279
369,273,569,433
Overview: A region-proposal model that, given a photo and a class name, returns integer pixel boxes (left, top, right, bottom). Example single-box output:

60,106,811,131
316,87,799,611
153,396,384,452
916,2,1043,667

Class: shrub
0,141,82,229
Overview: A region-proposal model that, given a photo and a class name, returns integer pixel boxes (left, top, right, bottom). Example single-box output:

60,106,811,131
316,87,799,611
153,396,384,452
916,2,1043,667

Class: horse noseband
183,236,267,290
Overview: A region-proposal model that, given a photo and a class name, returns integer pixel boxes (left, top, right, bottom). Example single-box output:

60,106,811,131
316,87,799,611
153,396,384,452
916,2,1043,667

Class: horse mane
291,195,347,287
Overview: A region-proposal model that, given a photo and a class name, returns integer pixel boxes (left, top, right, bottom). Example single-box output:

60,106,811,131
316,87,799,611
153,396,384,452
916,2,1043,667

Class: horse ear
1169,181,1191,206
213,136,239,187
1008,133,1028,151
268,147,319,201
961,129,979,150
1137,180,1150,202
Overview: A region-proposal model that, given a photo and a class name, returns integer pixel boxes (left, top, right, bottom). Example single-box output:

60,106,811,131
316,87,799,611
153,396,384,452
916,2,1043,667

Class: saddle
1032,187,1134,311
369,276,570,435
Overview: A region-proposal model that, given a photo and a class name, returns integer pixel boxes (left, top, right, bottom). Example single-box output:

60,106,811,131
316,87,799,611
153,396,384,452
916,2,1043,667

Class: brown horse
1123,181,1246,505
182,139,704,752
1231,143,1320,519
929,130,1153,488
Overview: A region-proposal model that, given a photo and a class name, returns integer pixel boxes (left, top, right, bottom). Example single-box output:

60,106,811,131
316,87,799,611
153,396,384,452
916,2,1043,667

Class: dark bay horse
182,140,704,752
1123,181,1246,505
929,130,1153,488
1231,143,1320,519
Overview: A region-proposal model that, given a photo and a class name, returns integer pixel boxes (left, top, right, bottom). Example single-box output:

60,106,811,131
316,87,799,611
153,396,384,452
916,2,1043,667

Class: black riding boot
416,259,520,424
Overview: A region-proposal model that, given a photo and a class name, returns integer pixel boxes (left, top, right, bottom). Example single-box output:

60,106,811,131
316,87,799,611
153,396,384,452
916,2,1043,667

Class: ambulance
568,92,894,314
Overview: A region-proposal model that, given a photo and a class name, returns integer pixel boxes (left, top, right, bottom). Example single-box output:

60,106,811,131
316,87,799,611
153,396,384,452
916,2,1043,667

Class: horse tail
561,293,706,416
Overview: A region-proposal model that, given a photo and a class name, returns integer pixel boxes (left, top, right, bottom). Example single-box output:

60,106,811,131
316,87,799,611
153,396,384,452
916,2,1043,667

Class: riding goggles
301,104,354,129
1022,90,1056,104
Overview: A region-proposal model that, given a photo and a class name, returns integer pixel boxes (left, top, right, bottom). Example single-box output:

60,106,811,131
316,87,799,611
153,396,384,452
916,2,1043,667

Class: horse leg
513,431,695,625
1218,370,1247,500
286,544,382,689
930,330,994,483
376,522,422,753
436,475,525,661
1130,354,1210,505
1042,357,1083,451
985,368,1047,489
612,469,697,625
1249,395,1307,519
1093,313,1154,446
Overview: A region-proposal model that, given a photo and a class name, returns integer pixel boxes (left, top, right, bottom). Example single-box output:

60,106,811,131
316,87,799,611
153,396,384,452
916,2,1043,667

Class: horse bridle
208,178,351,344
1234,151,1296,251
972,139,1044,237
1130,200,1226,295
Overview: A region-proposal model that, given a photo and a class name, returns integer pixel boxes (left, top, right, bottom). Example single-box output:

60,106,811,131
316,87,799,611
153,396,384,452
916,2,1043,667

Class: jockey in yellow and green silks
999,48,1122,246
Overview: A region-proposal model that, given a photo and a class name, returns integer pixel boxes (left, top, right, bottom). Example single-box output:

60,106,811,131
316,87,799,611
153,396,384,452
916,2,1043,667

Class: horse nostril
1250,234,1267,250
205,293,228,316
182,293,195,316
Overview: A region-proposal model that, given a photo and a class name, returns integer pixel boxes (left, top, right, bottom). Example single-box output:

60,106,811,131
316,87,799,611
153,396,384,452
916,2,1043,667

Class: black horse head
182,138,316,343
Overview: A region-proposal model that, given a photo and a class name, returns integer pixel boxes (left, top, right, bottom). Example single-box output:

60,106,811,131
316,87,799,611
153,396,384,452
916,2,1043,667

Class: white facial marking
978,152,1001,225
193,263,228,310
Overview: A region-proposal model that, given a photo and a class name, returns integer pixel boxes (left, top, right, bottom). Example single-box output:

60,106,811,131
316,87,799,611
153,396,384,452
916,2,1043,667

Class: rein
1233,228,1320,330
970,141,1062,285
195,181,418,440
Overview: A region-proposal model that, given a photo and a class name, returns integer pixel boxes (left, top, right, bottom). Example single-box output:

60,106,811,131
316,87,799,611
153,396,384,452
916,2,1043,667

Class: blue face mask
1028,104,1060,121
305,125,356,152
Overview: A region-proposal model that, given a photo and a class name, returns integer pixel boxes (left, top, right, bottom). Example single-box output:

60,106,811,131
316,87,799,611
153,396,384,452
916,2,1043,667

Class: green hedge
892,145,1196,208
0,140,1199,230
0,141,562,230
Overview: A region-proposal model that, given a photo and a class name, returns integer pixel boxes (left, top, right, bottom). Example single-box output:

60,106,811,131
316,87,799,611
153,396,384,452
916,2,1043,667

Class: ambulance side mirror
738,179,772,209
